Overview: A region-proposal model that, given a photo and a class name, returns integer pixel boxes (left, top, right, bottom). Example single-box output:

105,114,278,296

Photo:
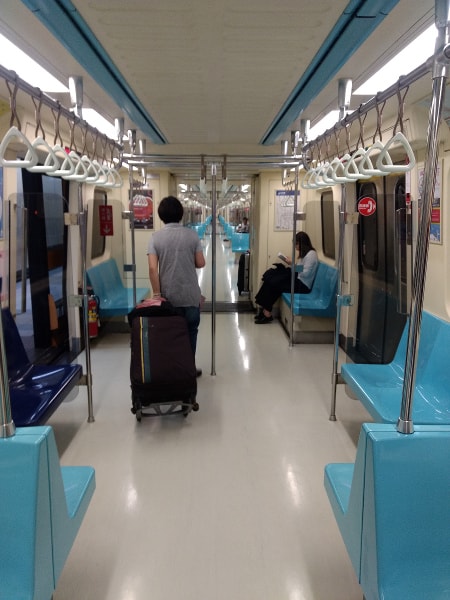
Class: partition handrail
397,29,450,434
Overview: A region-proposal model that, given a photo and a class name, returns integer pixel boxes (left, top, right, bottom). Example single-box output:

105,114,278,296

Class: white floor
49,231,372,600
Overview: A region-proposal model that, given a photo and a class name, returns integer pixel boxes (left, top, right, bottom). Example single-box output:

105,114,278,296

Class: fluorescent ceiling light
0,34,116,139
354,25,436,96
308,110,341,141
0,33,68,93
83,108,116,139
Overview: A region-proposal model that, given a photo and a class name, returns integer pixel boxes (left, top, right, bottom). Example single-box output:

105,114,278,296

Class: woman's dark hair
296,231,315,258
158,196,184,224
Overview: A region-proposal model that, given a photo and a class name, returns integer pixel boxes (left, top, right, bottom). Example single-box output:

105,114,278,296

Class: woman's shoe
254,315,273,324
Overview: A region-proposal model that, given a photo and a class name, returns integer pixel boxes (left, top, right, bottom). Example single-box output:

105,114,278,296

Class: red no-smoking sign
99,205,113,235
357,196,376,217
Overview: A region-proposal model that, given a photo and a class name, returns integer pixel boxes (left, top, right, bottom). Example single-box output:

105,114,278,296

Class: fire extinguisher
88,294,100,338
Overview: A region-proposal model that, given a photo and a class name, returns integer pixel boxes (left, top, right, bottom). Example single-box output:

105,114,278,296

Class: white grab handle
377,132,416,173
47,145,76,177
301,168,319,189
26,137,61,173
359,140,385,177
81,155,100,183
92,160,109,185
63,151,88,181
0,126,38,168
343,147,370,180
321,162,335,185
330,153,353,183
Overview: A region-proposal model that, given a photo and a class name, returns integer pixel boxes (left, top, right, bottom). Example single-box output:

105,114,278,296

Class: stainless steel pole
210,164,217,375
397,7,450,434
330,183,346,421
0,308,15,438
288,167,300,348
78,183,95,423
128,169,137,307
330,80,352,421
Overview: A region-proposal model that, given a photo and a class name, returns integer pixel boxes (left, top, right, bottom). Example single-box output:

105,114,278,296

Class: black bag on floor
237,252,250,295
261,263,291,287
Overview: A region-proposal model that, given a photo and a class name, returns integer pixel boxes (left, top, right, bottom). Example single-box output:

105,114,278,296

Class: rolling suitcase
237,251,250,295
128,298,199,420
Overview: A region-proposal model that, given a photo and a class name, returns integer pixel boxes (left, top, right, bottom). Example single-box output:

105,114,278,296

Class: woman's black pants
255,272,310,312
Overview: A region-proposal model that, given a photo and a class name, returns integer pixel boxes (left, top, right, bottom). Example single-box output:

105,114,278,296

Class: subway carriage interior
0,1,449,599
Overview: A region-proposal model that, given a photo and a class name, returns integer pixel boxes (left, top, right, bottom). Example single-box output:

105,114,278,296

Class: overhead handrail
300,132,416,189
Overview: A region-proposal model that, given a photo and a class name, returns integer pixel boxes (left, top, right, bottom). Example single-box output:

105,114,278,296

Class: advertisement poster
130,189,153,229
418,163,441,244
274,189,299,231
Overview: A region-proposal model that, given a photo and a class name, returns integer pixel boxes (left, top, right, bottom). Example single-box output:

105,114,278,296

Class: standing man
147,196,206,375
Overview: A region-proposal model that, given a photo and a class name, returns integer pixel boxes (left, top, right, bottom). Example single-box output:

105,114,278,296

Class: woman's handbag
261,263,291,287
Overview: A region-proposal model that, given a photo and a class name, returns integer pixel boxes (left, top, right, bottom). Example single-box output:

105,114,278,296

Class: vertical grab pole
0,310,15,438
397,6,450,434
128,168,137,307
21,207,28,313
288,164,300,348
281,139,296,347
210,163,217,375
129,131,138,307
78,182,95,422
330,184,346,421
330,78,352,421
0,196,14,437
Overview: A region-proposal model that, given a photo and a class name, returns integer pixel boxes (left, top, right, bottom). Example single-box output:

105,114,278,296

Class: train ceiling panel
0,0,436,159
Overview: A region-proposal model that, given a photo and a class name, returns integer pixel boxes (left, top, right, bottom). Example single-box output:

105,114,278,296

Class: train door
12,170,71,363
354,174,410,364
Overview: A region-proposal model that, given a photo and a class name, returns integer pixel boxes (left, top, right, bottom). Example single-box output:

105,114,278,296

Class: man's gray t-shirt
147,223,203,307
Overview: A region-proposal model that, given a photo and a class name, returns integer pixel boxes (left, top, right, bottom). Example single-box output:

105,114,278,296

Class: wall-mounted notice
418,163,441,244
274,190,299,231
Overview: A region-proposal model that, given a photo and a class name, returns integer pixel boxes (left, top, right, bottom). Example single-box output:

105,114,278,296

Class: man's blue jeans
177,306,200,355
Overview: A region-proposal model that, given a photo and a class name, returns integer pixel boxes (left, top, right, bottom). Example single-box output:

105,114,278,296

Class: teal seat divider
324,423,450,599
0,426,95,599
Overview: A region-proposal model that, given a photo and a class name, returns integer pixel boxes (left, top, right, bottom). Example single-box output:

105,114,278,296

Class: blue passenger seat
3,308,82,427
86,258,149,317
341,311,450,424
281,262,338,317
231,232,250,253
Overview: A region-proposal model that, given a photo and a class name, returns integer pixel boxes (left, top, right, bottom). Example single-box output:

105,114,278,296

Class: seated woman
236,217,249,233
254,231,318,324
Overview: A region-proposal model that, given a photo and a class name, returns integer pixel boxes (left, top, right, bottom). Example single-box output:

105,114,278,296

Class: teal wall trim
21,0,167,144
